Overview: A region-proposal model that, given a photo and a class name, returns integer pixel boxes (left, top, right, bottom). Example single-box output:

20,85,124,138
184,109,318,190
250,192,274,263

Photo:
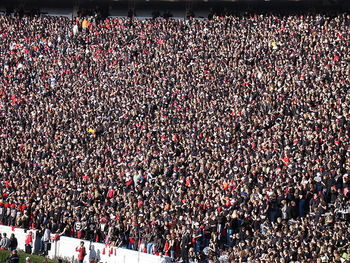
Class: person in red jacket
75,241,86,263
24,231,33,255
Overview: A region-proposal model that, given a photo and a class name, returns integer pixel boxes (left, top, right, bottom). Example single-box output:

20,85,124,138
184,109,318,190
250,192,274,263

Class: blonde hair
232,210,238,219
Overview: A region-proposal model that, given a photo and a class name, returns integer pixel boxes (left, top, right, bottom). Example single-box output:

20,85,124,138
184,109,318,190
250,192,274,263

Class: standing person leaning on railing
24,231,33,255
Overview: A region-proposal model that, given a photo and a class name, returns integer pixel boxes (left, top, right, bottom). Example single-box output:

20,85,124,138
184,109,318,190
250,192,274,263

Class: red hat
5,203,9,208
0,203,3,206
22,204,27,209
11,204,15,208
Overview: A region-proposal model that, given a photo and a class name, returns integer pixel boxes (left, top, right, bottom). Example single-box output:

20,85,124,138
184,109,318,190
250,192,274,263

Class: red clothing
164,242,170,256
76,246,86,260
25,234,32,245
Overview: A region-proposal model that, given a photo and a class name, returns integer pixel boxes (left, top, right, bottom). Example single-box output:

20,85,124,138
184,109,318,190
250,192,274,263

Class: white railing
0,225,169,263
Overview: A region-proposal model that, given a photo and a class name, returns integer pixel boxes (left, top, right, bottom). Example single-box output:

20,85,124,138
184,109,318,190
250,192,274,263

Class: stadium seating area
0,9,350,263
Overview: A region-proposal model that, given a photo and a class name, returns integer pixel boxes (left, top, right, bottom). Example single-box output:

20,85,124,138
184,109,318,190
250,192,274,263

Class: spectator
9,233,18,251
181,228,190,263
0,11,349,262
8,250,19,263
76,241,86,263
24,231,33,254
42,225,51,256
0,233,10,250
158,252,167,263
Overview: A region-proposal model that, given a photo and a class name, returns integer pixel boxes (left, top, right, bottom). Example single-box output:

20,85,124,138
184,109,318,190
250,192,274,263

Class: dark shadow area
1,0,349,18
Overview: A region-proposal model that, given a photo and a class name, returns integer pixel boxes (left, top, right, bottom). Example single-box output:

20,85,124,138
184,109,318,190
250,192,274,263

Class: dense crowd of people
0,11,350,263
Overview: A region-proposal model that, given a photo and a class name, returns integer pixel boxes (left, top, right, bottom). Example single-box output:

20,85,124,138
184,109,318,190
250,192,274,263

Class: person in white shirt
42,225,51,256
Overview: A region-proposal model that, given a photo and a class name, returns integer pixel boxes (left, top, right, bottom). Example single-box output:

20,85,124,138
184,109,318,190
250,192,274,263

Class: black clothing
181,233,190,263
9,253,20,263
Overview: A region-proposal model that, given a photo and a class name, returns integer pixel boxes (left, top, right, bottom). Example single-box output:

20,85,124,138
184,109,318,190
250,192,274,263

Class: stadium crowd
0,10,350,263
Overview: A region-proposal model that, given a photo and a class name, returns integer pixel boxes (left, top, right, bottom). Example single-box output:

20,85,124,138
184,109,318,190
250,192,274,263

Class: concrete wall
0,225,38,253
0,225,169,263
53,236,165,263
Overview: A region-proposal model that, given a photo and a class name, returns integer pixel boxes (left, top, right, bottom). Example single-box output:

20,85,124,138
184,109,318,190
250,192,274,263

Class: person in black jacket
9,233,17,251
86,218,96,241
8,249,20,263
287,201,298,219
181,228,190,263
0,203,5,224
